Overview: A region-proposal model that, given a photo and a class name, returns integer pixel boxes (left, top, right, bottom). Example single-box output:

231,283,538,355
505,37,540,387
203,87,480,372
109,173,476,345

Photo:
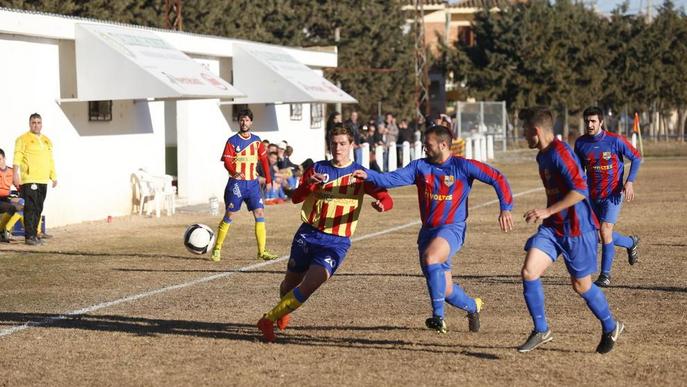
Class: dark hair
583,106,604,121
268,151,278,157
29,113,42,121
518,107,554,130
424,125,453,144
236,108,253,121
330,124,354,143
0,148,4,158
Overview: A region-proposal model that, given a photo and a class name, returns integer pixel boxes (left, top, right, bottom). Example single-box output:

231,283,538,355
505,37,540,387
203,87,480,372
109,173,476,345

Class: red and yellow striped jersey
291,160,393,237
221,133,271,184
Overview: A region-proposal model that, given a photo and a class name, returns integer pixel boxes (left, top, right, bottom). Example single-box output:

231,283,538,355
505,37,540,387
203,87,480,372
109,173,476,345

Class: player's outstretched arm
353,162,418,189
524,190,585,224
466,160,514,211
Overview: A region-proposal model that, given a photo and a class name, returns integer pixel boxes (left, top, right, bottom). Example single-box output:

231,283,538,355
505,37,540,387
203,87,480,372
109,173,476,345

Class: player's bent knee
571,276,591,294
521,267,538,281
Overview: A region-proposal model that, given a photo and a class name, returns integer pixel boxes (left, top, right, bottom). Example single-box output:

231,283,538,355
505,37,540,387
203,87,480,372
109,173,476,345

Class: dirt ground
1,157,685,386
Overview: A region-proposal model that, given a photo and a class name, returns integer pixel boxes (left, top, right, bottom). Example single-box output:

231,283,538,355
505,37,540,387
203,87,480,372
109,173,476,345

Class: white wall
0,34,165,227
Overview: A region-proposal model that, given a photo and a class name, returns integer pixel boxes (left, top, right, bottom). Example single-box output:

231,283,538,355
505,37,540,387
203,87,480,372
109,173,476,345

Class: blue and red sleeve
365,161,418,189
616,134,642,182
363,182,393,211
466,159,513,211
553,144,588,195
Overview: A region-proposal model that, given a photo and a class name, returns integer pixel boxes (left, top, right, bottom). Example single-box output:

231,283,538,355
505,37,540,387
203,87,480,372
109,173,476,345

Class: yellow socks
264,289,304,322
255,217,267,255
214,218,231,251
6,213,22,232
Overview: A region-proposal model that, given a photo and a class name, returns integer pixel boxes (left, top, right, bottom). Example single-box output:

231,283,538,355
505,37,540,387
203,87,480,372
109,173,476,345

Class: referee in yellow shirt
13,113,57,246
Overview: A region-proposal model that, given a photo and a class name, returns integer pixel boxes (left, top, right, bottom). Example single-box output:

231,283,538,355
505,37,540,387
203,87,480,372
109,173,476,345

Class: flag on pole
633,112,644,157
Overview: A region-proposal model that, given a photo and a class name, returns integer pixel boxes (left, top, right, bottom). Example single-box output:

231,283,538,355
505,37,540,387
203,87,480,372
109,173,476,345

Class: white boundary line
0,187,543,338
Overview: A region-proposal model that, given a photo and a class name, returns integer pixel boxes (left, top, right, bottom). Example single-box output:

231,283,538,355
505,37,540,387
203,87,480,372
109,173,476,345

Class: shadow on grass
0,248,204,261
0,312,516,358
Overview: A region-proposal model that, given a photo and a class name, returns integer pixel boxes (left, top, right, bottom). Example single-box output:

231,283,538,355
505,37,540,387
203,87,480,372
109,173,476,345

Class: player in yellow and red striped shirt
211,108,278,262
257,125,393,342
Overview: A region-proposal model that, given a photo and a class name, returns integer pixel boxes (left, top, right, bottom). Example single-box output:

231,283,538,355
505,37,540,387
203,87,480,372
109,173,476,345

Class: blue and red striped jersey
538,139,599,237
574,130,641,200
365,156,513,228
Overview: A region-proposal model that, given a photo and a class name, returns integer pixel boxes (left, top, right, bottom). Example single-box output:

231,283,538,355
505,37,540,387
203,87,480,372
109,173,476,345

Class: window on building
232,104,249,121
290,104,303,120
88,100,112,121
310,103,323,128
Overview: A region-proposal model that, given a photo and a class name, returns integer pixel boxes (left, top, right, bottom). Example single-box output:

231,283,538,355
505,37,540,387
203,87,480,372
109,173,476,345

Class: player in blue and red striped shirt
517,107,623,354
575,106,641,287
354,125,514,334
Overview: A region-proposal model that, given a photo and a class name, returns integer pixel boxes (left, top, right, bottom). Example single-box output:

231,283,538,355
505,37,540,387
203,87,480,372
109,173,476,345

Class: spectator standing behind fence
13,113,57,246
344,111,363,164
384,113,399,145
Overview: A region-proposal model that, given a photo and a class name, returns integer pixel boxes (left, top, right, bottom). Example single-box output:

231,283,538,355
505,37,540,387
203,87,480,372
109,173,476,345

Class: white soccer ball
184,224,215,255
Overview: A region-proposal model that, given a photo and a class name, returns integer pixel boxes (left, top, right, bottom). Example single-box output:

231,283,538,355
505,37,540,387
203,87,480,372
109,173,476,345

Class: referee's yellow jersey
13,132,56,184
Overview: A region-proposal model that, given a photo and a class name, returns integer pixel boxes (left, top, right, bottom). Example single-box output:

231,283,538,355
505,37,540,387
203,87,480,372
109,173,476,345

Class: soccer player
353,125,514,334
574,106,641,287
257,125,393,342
517,107,623,354
211,108,278,262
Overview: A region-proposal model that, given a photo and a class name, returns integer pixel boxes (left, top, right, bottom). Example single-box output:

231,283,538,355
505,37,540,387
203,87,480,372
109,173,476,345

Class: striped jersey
292,160,393,238
538,139,599,237
574,130,641,200
365,156,513,228
221,133,271,184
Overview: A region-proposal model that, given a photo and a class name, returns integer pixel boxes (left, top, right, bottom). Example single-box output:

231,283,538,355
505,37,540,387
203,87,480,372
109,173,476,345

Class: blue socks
424,264,446,318
613,232,633,249
523,279,548,332
601,242,614,275
255,217,265,223
445,284,477,313
581,284,616,333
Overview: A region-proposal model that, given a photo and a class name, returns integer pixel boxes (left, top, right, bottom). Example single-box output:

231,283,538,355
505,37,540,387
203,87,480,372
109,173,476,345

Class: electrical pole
164,0,183,31
414,0,429,121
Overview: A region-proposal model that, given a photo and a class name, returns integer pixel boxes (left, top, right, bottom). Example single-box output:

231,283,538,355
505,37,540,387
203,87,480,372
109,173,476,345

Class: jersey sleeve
466,159,513,211
573,140,587,172
221,141,237,176
364,161,418,189
363,181,393,211
257,141,272,185
617,136,642,182
291,166,318,204
554,146,589,196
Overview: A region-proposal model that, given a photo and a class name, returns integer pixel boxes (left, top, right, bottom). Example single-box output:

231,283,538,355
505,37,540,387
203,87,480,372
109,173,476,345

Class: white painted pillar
631,133,637,148
464,138,473,159
388,142,397,172
402,141,411,167
361,143,370,169
375,144,385,171
413,141,423,160
474,136,483,162
487,135,494,161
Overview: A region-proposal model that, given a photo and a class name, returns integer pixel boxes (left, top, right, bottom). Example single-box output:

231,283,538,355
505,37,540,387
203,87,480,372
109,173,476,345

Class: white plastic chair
132,169,176,217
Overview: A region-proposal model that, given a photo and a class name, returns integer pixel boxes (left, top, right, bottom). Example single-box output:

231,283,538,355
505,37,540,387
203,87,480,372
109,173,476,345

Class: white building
0,8,355,227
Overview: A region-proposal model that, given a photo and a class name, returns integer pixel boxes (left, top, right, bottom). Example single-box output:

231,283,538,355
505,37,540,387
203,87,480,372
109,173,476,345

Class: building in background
0,8,355,227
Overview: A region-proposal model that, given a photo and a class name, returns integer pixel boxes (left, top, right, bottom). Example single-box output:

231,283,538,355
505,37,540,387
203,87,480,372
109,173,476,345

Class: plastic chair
132,169,176,217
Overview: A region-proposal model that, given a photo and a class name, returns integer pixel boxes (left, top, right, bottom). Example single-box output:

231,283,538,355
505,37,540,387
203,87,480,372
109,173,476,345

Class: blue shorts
524,226,599,279
223,178,264,212
287,223,351,276
417,222,466,272
591,194,623,224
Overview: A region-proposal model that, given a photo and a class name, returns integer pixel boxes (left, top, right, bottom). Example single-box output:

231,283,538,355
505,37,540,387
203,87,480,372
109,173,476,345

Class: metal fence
454,101,507,152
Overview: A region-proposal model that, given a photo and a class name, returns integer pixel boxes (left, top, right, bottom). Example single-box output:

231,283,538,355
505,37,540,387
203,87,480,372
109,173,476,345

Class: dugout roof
231,42,357,104
75,23,244,101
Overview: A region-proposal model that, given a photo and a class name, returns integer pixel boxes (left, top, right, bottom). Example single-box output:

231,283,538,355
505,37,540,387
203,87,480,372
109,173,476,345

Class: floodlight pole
164,0,183,31
414,0,430,121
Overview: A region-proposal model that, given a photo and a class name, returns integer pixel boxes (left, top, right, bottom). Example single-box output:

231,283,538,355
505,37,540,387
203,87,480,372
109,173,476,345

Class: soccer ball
184,224,215,255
